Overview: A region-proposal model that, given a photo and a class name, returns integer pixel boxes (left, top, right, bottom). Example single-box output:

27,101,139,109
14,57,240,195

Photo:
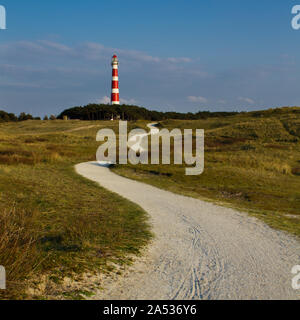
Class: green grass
1,108,299,299
0,120,152,300
112,107,300,237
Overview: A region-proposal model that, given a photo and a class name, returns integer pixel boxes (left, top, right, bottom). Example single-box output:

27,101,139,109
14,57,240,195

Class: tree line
58,104,239,121
0,110,57,122
2,105,298,123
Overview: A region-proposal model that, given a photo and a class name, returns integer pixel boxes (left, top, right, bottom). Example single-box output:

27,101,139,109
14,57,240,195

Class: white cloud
120,97,137,105
0,40,196,67
167,57,192,63
39,40,73,53
96,96,137,105
187,96,208,103
98,96,111,104
238,97,255,104
81,42,161,64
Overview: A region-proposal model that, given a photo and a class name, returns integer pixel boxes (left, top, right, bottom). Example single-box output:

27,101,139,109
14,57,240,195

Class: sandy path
75,161,300,300
67,125,99,132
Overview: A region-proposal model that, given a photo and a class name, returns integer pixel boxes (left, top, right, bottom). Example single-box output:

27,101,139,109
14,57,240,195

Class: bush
0,110,17,122
18,113,33,121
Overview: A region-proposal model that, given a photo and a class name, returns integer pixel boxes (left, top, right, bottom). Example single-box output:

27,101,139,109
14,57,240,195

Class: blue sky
1,0,300,116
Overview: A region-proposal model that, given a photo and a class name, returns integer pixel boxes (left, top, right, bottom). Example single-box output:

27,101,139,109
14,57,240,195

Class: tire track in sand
75,161,300,300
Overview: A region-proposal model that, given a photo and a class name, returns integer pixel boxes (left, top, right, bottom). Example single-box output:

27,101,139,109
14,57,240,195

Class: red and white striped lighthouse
111,55,120,105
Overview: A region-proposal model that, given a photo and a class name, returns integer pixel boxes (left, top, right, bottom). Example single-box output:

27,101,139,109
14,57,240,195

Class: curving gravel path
75,161,300,300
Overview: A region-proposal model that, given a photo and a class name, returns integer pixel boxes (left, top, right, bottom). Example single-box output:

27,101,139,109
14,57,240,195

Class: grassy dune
1,108,299,298
0,120,151,299
113,108,300,237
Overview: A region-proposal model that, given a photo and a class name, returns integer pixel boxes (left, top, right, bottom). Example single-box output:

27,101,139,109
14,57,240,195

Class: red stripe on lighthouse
112,81,119,89
111,93,119,102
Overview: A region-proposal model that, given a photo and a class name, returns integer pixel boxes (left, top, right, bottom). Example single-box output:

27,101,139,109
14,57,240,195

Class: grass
1,108,299,298
112,107,300,237
0,120,152,299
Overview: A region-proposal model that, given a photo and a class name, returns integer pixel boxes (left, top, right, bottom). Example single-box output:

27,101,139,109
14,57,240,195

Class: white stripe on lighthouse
112,89,119,93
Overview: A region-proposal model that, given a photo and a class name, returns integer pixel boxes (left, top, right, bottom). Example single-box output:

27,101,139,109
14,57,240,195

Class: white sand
75,161,300,300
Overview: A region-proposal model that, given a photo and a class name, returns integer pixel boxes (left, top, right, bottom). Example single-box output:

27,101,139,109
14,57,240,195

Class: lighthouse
111,55,120,105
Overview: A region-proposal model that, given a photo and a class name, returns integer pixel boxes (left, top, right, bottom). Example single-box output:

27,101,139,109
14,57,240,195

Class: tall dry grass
0,207,41,298
0,120,152,299
0,148,63,166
